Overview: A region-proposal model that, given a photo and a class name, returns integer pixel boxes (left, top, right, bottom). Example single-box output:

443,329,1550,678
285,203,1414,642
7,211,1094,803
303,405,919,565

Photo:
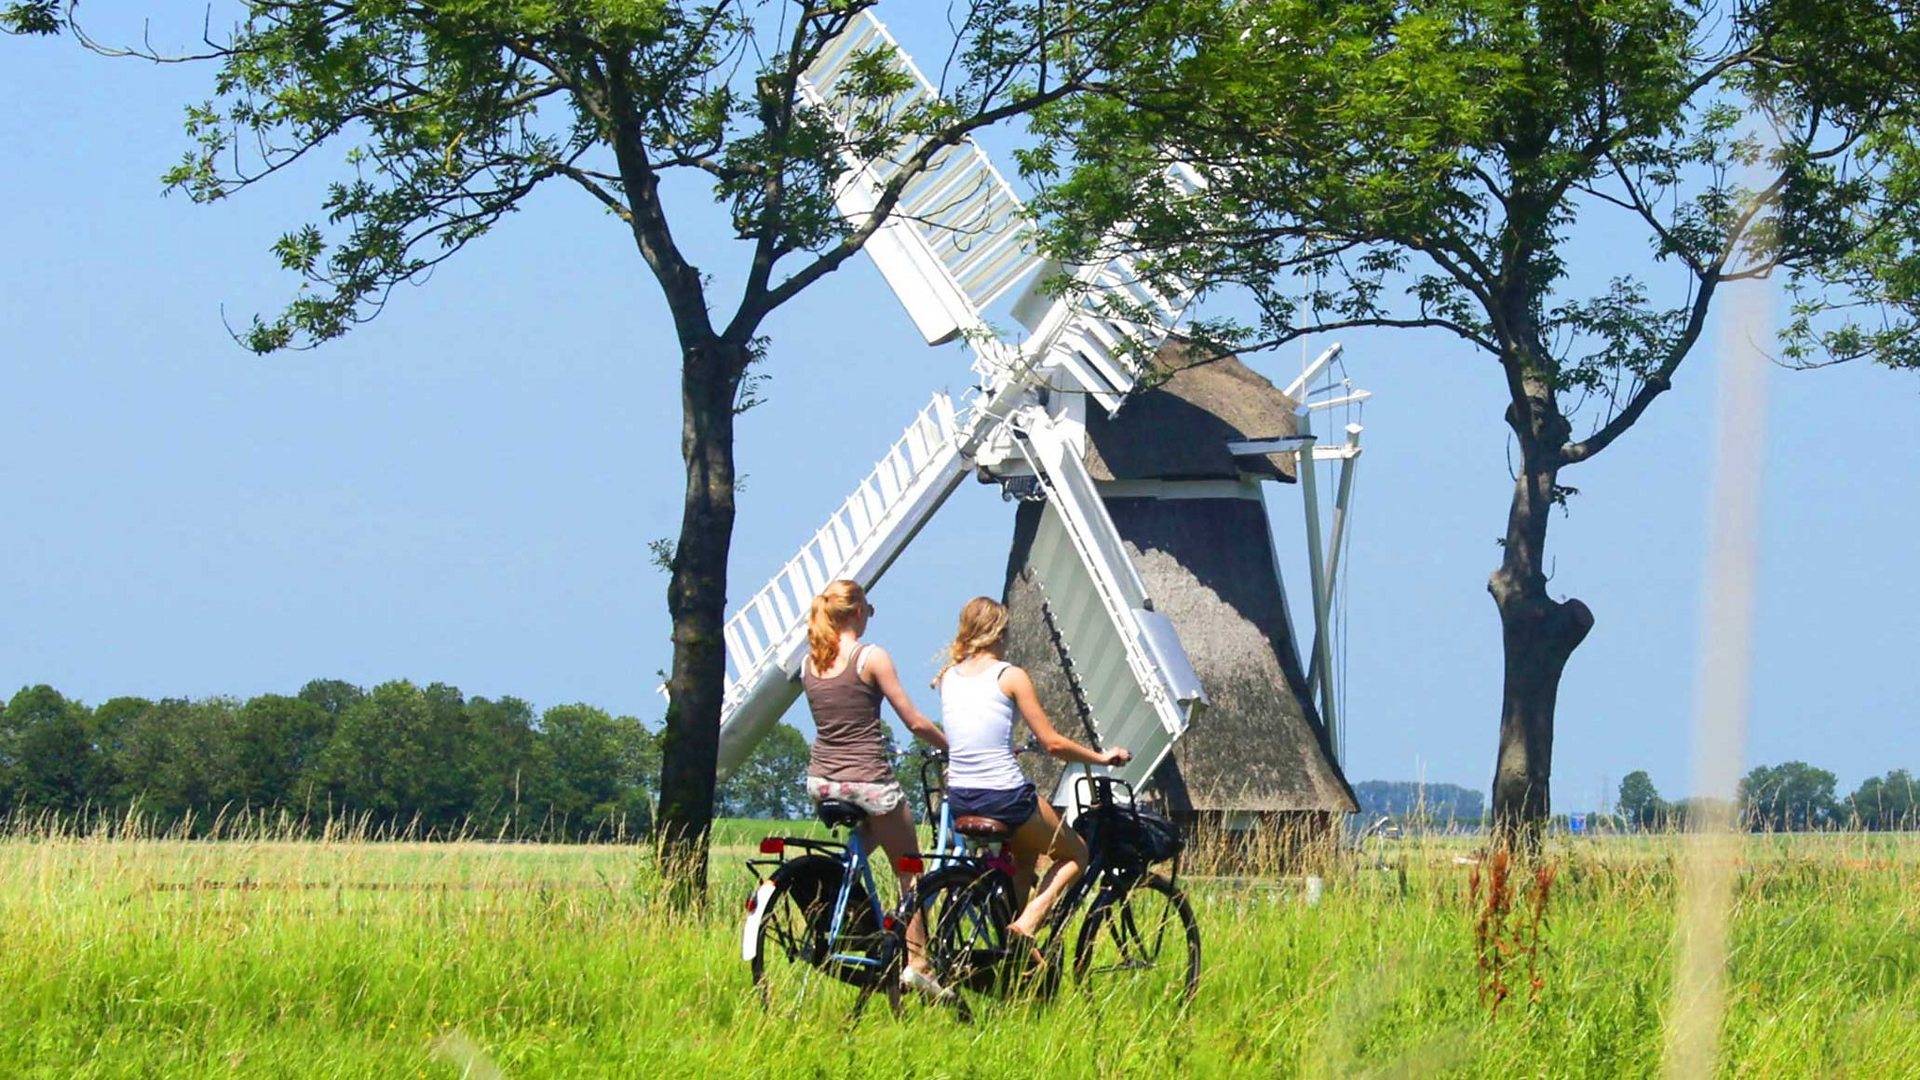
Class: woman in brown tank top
802,579,948,994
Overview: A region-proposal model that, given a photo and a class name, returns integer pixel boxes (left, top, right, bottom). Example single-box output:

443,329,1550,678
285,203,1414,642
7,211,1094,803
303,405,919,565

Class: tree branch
603,52,714,343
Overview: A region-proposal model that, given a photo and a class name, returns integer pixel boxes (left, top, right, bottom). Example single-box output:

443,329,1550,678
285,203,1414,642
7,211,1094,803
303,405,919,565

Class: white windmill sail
797,13,1044,346
1016,234,1201,414
1011,409,1206,806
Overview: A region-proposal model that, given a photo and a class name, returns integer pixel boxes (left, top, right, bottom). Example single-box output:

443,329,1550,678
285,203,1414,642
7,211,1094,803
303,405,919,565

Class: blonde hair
808,580,868,674
933,596,1009,687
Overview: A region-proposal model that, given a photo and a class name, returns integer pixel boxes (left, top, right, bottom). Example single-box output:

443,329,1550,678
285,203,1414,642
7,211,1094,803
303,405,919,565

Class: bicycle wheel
918,866,1017,1020
1072,873,1201,1008
748,856,879,1018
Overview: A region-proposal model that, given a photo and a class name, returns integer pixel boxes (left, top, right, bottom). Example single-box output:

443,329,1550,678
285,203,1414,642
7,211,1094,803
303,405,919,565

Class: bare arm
862,647,948,751
1000,666,1129,768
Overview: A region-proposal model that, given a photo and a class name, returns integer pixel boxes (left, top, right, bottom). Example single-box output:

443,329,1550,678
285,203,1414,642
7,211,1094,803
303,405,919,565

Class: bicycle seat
814,799,868,829
954,815,1013,840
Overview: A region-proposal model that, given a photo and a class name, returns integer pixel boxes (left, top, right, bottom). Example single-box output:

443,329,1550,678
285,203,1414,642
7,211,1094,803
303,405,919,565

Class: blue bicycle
742,789,929,1019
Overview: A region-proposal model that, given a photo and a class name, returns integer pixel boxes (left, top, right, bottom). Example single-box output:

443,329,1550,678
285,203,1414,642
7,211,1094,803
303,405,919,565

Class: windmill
709,11,1365,826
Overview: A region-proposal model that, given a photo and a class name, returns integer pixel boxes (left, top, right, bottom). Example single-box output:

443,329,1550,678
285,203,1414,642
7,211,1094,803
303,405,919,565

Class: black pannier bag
1080,802,1184,866
1134,806,1185,864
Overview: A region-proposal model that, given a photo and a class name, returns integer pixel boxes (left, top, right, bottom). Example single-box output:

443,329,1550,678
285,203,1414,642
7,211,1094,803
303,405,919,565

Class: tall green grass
1,824,1914,1077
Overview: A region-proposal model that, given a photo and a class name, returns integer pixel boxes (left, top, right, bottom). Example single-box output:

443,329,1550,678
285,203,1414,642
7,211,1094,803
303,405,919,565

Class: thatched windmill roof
1083,341,1301,483
1002,343,1356,819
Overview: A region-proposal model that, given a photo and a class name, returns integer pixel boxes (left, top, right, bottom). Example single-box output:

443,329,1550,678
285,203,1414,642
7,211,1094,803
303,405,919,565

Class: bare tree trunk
1487,428,1593,848
656,337,747,901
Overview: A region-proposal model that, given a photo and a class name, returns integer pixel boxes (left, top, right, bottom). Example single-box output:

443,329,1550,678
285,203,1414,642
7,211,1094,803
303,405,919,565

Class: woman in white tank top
934,597,1131,956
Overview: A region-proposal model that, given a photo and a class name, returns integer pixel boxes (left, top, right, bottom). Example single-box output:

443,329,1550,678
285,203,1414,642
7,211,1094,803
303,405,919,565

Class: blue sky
2,6,1915,809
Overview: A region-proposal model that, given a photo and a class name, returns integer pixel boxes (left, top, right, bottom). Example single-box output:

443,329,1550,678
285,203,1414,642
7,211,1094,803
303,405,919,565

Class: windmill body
998,345,1359,827
702,13,1364,831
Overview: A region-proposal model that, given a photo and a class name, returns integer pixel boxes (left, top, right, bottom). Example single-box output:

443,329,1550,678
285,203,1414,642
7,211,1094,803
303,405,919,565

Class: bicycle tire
917,865,1017,1020
1071,873,1201,1008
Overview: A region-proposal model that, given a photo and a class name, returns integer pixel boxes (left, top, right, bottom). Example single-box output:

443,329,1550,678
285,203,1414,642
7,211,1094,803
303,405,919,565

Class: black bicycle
911,771,1201,1018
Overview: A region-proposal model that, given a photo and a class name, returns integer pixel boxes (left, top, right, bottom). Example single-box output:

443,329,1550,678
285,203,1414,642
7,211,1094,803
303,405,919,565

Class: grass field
2,826,1916,1078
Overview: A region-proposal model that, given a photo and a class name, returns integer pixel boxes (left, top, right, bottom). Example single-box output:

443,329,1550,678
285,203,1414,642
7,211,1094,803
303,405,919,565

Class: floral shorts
806,776,905,816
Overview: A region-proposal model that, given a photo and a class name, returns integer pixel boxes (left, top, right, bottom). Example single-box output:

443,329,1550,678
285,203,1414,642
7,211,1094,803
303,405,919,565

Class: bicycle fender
741,880,777,962
741,854,842,963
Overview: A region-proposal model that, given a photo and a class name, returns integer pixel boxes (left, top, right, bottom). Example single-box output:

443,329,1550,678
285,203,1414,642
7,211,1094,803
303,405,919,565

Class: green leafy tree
109,698,187,818
716,720,809,820
420,682,480,822
6,0,1149,893
884,723,934,824
621,715,661,836
86,695,154,805
1030,0,1920,838
112,698,244,828
464,695,543,836
538,703,653,839
1615,770,1667,831
0,1,57,35
297,679,365,721
318,680,467,833
0,685,96,817
1848,769,1918,830
228,694,334,811
0,680,682,836
1739,761,1840,831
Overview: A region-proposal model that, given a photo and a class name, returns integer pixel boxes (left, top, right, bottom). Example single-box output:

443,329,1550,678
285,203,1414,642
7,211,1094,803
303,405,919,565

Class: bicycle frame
743,831,891,974
743,748,962,980
912,749,968,869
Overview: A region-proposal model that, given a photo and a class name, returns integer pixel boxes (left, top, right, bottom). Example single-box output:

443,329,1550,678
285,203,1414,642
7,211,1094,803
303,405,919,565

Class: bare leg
1006,799,1088,939
860,801,931,974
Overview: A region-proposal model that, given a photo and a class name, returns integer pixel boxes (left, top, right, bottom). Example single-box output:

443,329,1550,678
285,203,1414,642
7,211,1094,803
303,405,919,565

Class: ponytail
808,580,868,674
932,596,1010,687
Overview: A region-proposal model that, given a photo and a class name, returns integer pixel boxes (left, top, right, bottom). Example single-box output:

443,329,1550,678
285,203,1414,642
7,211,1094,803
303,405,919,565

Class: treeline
1618,763,1919,832
0,681,820,838
1352,780,1485,823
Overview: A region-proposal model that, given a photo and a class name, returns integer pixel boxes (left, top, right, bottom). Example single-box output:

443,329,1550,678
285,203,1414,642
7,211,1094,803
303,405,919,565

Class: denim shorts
948,782,1038,828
